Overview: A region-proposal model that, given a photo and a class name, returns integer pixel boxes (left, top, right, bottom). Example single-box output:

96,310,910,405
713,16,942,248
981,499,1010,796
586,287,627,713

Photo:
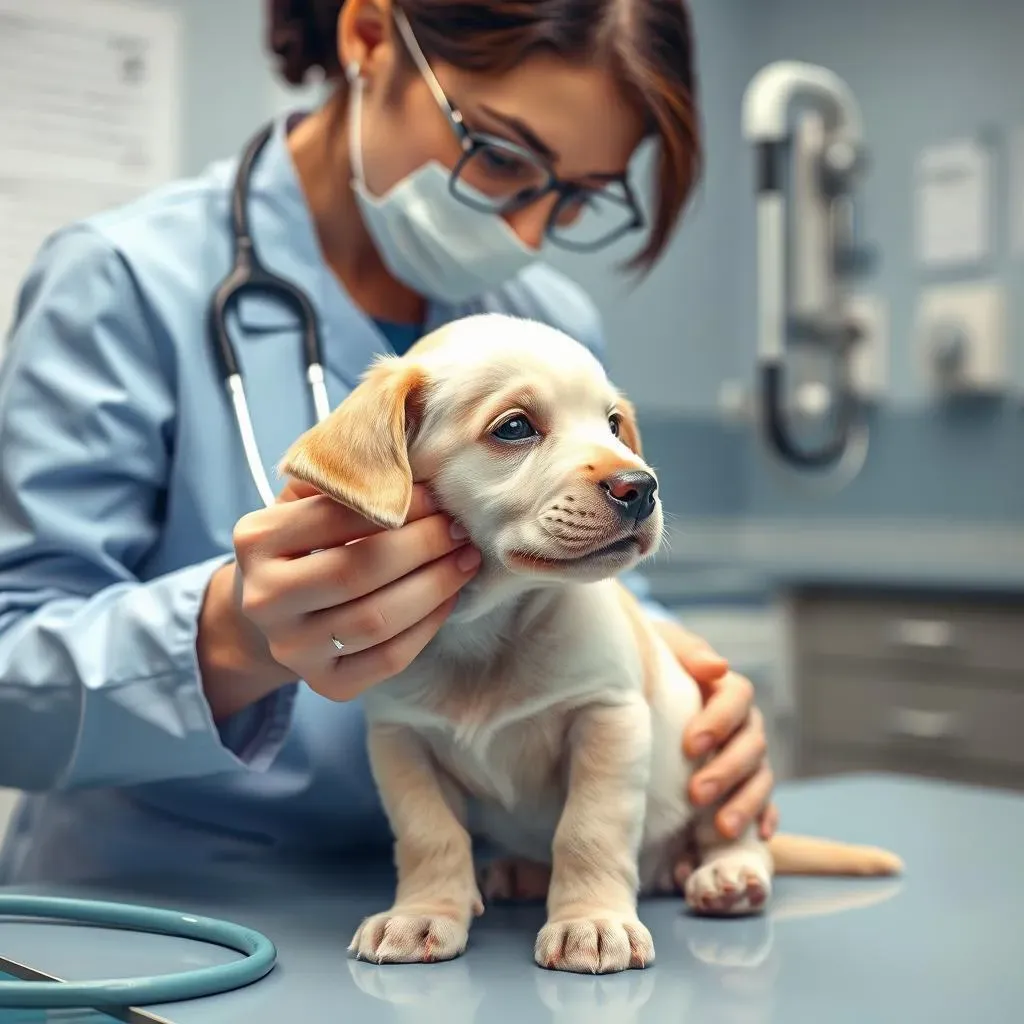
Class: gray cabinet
791,588,1024,791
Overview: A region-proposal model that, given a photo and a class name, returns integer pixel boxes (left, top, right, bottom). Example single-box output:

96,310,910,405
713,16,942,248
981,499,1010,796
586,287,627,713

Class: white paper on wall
0,0,182,352
913,138,992,269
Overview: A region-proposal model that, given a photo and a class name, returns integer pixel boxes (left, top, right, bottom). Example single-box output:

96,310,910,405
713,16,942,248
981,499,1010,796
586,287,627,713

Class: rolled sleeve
54,555,298,789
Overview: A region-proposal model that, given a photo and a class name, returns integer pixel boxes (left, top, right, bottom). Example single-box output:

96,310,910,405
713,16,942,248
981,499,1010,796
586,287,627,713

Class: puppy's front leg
350,724,482,965
536,699,654,974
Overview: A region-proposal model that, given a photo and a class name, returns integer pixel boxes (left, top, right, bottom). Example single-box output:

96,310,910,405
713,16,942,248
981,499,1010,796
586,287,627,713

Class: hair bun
267,0,344,85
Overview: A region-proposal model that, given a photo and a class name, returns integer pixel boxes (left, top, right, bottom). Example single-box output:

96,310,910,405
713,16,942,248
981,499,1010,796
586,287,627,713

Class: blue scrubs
0,115,669,885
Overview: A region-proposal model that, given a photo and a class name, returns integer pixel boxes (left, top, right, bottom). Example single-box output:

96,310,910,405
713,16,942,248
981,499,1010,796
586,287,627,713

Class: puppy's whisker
544,515,601,528
539,529,608,545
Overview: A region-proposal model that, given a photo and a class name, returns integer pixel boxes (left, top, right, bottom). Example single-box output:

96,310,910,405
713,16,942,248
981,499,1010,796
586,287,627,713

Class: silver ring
330,635,345,652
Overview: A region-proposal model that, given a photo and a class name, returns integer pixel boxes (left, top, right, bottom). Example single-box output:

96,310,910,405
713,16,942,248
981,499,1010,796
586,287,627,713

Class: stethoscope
0,894,276,1011
207,121,331,509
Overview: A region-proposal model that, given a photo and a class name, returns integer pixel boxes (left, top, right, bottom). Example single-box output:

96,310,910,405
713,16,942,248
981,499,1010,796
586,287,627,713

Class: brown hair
267,0,702,271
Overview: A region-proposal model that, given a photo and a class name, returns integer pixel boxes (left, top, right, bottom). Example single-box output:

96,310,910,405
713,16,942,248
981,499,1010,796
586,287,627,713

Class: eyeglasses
392,7,645,253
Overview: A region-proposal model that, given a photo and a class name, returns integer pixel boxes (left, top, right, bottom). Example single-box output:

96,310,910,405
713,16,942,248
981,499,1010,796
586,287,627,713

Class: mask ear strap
346,62,368,187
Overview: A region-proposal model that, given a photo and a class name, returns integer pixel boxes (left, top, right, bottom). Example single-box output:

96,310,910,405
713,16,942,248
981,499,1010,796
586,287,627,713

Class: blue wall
546,0,761,416
619,0,1024,526
749,0,1024,403
171,0,274,177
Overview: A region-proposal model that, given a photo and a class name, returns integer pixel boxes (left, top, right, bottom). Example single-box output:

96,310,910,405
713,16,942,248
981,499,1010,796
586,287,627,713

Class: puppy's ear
615,395,644,458
279,359,426,529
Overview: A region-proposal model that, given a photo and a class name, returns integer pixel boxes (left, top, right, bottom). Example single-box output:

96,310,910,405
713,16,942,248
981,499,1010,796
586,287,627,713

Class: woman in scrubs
0,0,777,886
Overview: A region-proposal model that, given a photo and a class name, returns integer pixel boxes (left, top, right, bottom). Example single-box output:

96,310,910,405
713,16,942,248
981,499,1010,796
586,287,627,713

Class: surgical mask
346,69,539,304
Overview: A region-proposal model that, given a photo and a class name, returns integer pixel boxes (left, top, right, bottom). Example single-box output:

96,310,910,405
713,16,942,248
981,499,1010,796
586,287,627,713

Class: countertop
1,774,1021,1023
649,518,1024,594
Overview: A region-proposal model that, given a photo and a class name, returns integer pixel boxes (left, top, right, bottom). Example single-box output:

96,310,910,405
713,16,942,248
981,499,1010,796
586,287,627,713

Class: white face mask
347,71,540,305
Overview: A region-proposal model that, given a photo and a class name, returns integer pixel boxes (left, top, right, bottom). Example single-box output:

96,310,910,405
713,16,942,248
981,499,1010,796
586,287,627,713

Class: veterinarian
0,0,777,887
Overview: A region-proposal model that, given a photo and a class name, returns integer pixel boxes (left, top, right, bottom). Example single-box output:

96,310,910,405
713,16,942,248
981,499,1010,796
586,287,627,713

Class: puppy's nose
600,470,658,524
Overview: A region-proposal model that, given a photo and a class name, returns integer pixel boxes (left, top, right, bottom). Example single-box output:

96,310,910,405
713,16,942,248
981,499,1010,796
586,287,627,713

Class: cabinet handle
887,618,955,651
885,706,961,742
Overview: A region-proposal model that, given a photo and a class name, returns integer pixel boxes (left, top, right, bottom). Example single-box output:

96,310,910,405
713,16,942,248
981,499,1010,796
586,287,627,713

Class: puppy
281,313,902,974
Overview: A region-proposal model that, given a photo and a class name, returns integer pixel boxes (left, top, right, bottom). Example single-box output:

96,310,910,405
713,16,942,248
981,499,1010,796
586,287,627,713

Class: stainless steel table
1,774,1019,1023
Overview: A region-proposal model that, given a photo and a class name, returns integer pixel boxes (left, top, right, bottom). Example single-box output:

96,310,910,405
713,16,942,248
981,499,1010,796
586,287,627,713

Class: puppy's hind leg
684,816,773,917
479,858,552,903
350,725,483,965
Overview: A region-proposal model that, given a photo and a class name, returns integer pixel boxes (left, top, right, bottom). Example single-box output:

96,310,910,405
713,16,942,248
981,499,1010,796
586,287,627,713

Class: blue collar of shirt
232,114,480,387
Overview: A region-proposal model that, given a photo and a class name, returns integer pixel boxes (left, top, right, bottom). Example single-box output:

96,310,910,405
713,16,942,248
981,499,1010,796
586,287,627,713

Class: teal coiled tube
0,895,277,1009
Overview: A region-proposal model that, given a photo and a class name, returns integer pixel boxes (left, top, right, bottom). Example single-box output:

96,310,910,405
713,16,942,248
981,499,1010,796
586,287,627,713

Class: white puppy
281,313,902,975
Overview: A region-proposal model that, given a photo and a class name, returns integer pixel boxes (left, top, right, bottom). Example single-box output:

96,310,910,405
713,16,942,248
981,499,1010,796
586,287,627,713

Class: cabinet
790,588,1024,791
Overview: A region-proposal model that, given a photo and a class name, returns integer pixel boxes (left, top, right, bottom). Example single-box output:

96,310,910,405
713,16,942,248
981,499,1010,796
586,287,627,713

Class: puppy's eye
609,414,621,437
492,416,538,443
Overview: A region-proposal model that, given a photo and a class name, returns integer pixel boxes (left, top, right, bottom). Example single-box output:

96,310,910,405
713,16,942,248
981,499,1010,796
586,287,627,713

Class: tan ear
278,359,425,529
616,395,644,458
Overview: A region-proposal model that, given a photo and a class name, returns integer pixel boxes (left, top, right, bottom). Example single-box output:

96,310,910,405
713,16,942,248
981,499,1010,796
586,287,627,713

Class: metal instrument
743,61,875,490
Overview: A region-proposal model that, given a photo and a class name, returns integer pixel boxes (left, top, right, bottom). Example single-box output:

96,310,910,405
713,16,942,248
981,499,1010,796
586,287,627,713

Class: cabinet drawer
794,596,1024,674
805,670,1024,769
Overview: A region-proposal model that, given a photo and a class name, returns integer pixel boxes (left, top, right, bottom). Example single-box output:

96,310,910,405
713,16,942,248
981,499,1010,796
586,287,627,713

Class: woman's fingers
311,596,461,703
231,478,480,701
277,545,482,662
758,801,780,840
653,620,730,684
238,483,440,559
683,670,756,760
262,512,472,616
276,477,326,503
690,707,768,807
714,763,775,840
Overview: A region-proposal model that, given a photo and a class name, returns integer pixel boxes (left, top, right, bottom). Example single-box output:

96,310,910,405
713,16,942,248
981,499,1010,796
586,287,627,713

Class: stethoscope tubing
208,122,331,508
0,893,277,1008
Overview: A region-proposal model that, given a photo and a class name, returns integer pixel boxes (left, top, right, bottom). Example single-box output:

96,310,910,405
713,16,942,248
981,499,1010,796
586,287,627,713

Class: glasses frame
391,6,646,253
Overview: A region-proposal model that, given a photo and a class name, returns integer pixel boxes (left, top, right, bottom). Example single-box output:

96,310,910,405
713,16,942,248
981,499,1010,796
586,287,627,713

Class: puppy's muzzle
599,470,658,525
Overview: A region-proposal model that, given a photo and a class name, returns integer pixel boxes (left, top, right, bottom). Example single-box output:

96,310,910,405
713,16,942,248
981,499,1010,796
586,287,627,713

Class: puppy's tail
767,833,904,876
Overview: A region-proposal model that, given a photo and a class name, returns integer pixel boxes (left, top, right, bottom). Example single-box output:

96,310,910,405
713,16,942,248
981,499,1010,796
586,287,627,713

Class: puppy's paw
685,852,772,916
645,853,700,896
349,909,469,964
534,916,654,974
479,857,551,903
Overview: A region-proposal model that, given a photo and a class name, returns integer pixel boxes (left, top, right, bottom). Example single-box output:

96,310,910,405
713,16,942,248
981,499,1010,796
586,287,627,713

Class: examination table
0,774,1020,1023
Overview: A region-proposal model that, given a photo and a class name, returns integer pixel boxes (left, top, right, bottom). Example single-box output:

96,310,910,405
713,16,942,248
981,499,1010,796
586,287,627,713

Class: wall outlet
915,281,1007,395
847,293,889,399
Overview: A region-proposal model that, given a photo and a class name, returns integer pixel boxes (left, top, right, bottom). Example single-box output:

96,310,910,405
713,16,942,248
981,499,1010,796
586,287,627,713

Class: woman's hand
198,479,481,719
651,619,779,842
